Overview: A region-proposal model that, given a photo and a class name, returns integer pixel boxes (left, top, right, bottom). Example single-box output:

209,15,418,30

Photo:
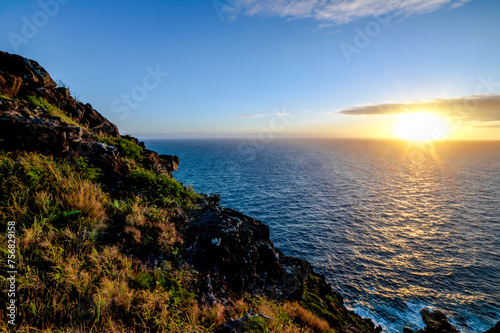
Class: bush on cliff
96,135,144,164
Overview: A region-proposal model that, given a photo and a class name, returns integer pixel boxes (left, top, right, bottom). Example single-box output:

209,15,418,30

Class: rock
403,308,460,333
75,140,128,177
0,51,56,95
0,51,119,137
184,201,312,305
0,115,69,155
142,149,179,176
0,72,23,98
159,154,179,172
38,86,119,137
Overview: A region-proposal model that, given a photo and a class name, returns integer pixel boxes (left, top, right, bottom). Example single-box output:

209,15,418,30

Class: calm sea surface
143,138,500,333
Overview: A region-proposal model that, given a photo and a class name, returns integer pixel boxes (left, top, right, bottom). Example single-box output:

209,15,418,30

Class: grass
25,95,81,127
128,167,199,208
56,79,81,103
95,135,144,164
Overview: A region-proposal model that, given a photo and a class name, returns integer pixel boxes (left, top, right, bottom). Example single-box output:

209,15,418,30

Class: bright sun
394,112,448,141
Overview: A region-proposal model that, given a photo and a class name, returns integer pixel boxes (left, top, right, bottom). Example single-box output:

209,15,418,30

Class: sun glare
394,113,448,141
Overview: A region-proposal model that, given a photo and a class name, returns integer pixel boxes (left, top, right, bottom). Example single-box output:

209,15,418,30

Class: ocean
143,138,500,333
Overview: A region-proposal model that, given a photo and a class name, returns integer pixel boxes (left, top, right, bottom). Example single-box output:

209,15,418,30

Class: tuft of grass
95,135,144,164
129,167,199,208
56,79,81,103
26,95,81,127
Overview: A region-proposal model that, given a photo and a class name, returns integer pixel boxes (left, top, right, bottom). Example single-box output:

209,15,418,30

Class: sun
394,112,448,141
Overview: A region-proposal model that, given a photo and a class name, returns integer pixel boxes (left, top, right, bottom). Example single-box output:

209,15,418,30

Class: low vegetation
95,135,144,164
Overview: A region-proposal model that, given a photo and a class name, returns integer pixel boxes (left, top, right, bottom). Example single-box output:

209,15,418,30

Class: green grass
95,135,144,164
26,95,81,127
129,167,199,208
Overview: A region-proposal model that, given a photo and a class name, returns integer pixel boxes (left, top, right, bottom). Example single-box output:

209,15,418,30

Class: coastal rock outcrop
0,51,178,178
185,196,382,333
0,50,56,96
403,309,460,333
184,198,306,303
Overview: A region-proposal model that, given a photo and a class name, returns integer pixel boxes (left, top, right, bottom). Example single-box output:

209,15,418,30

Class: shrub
96,135,144,164
129,167,198,208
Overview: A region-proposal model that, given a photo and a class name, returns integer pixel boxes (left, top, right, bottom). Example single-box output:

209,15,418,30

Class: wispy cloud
333,94,500,123
241,112,290,118
222,0,472,24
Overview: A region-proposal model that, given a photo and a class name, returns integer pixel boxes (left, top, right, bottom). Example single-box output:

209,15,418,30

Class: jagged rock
185,203,283,303
141,149,179,176
75,141,128,177
0,72,23,98
159,154,179,172
403,309,460,333
184,200,312,305
0,50,56,96
0,51,119,137
38,86,119,137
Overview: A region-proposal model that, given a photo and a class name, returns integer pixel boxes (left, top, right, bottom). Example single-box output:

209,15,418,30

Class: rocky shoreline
1,50,497,332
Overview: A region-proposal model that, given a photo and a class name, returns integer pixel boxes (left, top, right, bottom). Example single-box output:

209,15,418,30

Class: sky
1,0,500,140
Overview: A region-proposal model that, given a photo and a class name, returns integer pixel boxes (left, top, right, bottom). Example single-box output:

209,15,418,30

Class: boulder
142,149,179,176
403,309,460,333
0,72,23,98
0,51,56,95
184,198,310,305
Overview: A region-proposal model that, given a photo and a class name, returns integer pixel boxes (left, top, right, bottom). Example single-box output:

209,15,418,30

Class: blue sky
1,0,500,139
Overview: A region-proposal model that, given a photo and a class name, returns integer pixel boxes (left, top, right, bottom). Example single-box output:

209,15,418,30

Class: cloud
473,123,500,128
241,112,290,118
333,94,500,123
221,0,472,24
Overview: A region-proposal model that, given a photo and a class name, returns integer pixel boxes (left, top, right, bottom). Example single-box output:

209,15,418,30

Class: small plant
129,167,199,208
26,95,81,127
56,79,81,103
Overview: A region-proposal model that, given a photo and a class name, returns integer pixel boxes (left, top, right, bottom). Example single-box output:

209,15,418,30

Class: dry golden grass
98,278,134,312
283,302,331,333
200,303,226,327
158,221,183,248
63,178,108,223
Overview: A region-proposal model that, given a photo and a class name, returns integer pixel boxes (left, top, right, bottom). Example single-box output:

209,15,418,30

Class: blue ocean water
143,138,500,333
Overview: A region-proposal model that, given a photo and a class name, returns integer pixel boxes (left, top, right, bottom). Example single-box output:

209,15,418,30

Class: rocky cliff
0,51,496,333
